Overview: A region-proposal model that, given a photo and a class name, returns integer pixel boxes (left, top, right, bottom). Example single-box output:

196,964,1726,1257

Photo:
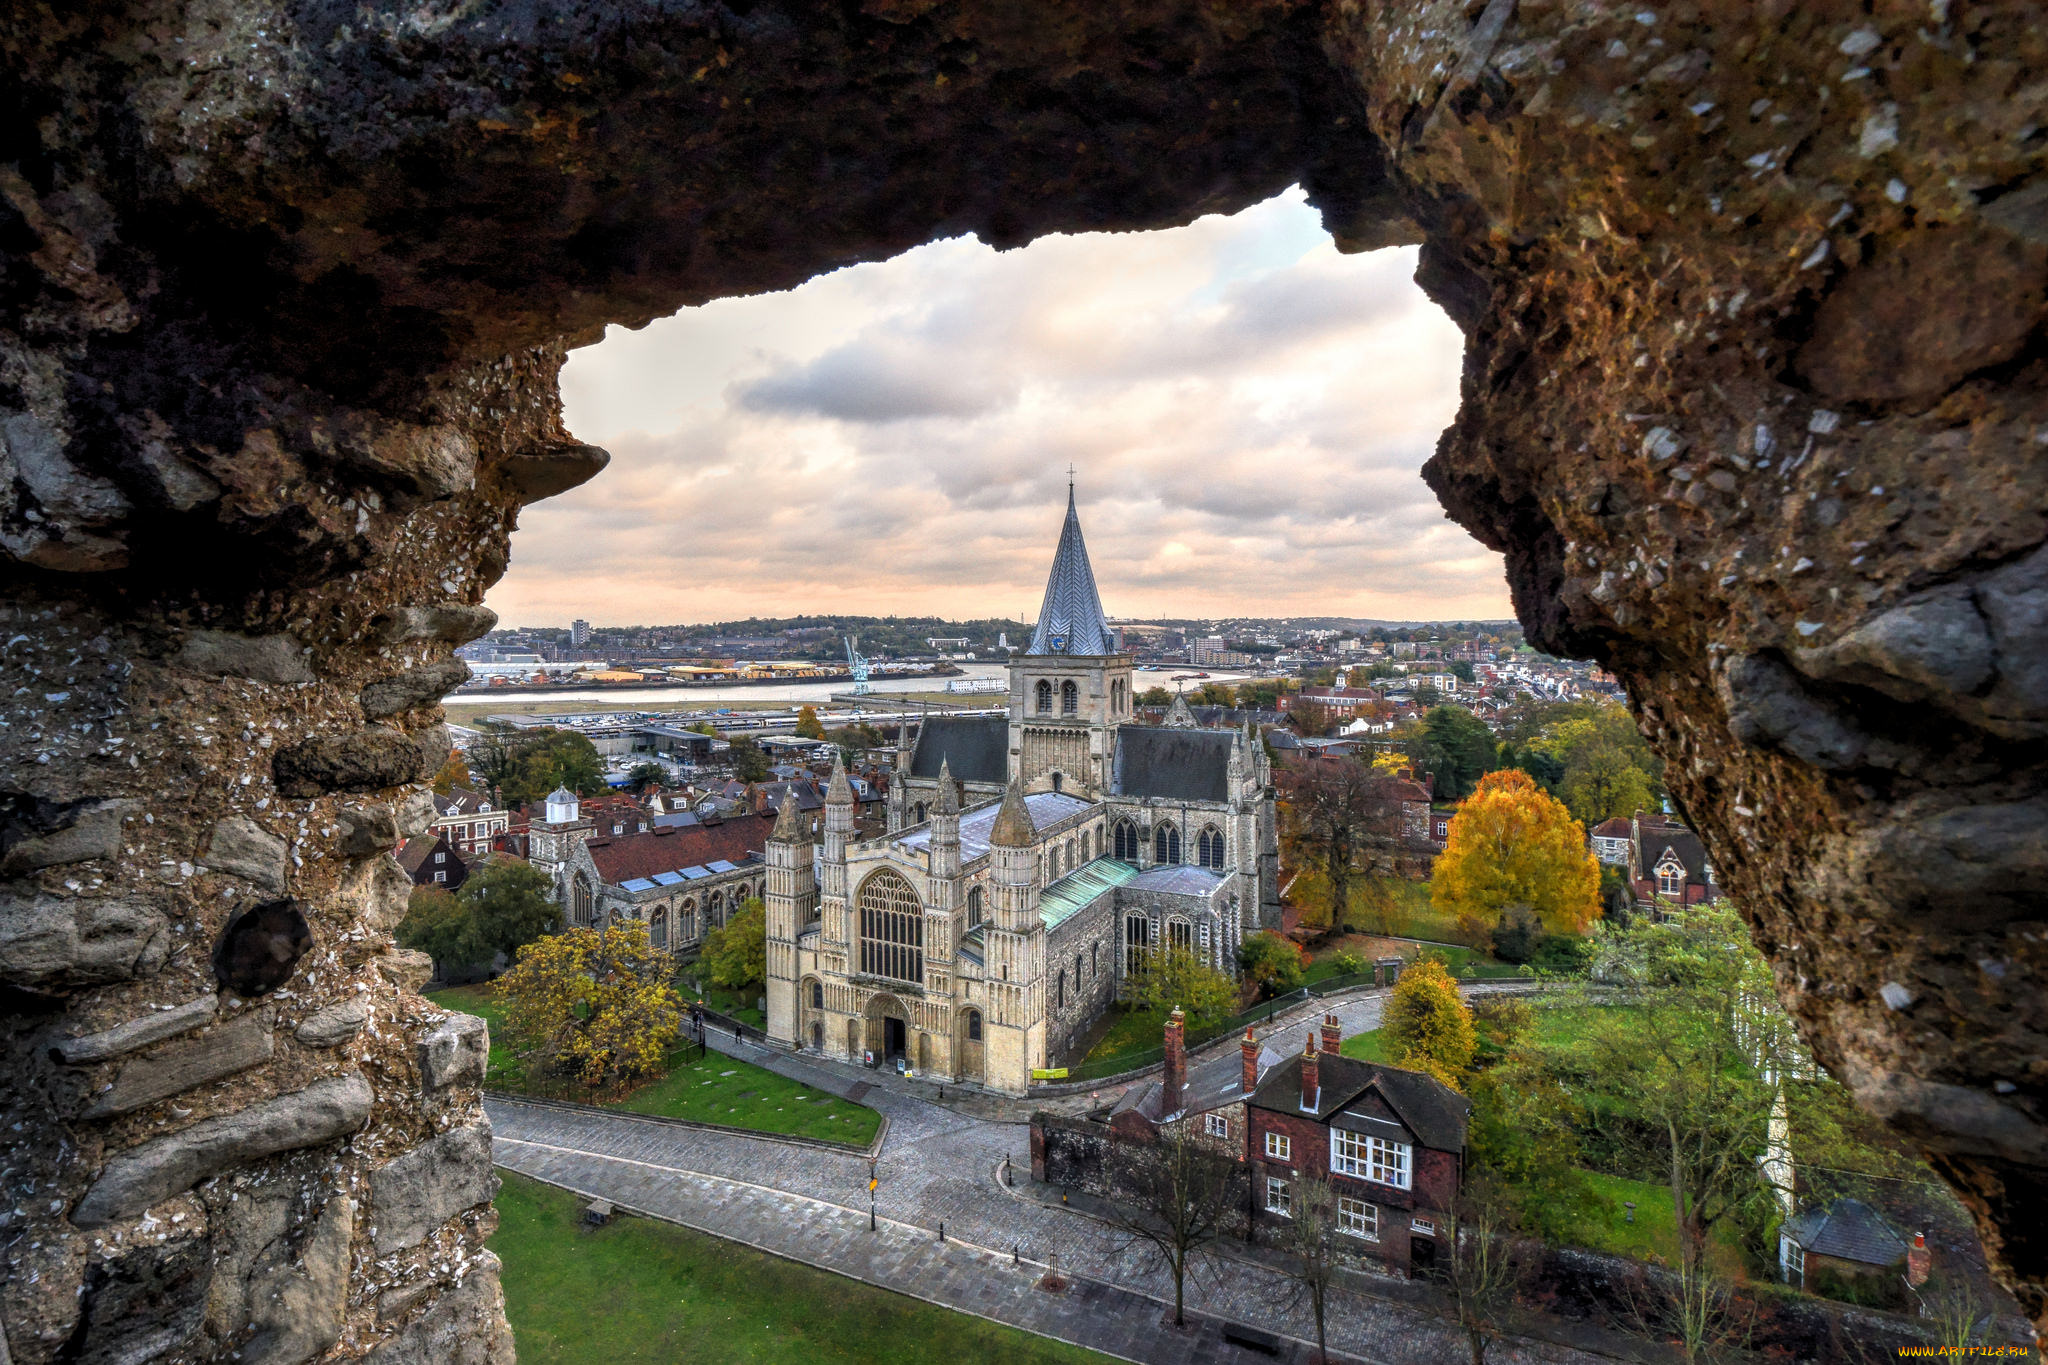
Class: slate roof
1125,864,1227,897
1783,1199,1909,1267
586,814,772,886
896,791,1096,861
396,833,463,880
909,716,1009,784
1635,820,1712,886
1115,1040,1288,1124
1112,726,1235,802
1026,487,1118,657
1248,1052,1471,1151
434,787,491,816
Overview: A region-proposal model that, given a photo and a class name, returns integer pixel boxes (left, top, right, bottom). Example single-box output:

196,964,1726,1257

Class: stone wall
4,0,2045,1342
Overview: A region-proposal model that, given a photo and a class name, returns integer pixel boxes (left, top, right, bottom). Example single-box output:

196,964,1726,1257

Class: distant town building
431,788,509,858
397,832,468,890
571,618,591,647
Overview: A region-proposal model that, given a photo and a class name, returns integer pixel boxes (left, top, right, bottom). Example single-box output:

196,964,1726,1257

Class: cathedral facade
765,490,1281,1095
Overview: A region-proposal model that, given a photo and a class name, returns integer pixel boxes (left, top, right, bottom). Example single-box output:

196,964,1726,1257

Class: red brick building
1245,1034,1469,1275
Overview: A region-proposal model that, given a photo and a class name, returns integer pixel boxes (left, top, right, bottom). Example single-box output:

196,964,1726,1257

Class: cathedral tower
982,779,1047,1090
1008,484,1132,797
763,791,814,1047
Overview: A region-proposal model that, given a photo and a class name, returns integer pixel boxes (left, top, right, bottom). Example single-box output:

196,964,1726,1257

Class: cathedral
765,488,1281,1095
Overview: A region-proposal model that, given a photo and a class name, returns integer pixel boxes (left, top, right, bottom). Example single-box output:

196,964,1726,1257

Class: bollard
939,1221,946,1242
1013,1244,1020,1265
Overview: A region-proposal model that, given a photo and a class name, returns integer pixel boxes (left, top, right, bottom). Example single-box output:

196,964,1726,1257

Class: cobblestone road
487,985,1602,1365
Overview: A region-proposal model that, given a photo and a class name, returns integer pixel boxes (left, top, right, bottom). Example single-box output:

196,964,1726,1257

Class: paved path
487,986,1606,1365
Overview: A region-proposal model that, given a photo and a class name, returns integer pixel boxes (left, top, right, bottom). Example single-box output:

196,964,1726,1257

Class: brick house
1107,1010,1287,1156
430,787,508,857
1246,1033,1470,1276
1628,810,1720,909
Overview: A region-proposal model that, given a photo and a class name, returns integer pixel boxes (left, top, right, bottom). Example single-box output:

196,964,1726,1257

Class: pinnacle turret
935,756,959,815
826,750,854,805
769,788,805,842
989,778,1037,848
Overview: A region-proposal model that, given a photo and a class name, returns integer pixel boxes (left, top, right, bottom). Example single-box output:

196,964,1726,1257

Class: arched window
1113,819,1139,862
857,869,924,984
810,979,824,1009
1035,679,1054,714
1197,825,1226,869
1065,837,1076,871
1124,915,1151,974
1169,917,1194,952
1057,969,1066,1009
1075,951,1084,984
1061,679,1078,715
966,886,983,928
1154,821,1181,865
650,908,668,948
1081,829,1092,862
913,802,927,824
967,1011,983,1042
573,875,593,926
709,890,725,924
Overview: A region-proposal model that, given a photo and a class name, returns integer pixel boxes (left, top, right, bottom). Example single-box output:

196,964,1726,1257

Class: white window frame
1336,1196,1379,1241
1410,1216,1436,1235
432,871,446,884
1264,1131,1292,1162
1332,1129,1412,1189
1265,1176,1291,1217
1204,1114,1229,1140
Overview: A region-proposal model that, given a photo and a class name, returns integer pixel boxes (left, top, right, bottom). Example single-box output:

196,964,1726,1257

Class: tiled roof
1026,487,1117,657
1249,1053,1470,1151
1591,817,1633,838
1112,726,1234,802
586,814,772,886
1783,1199,1908,1267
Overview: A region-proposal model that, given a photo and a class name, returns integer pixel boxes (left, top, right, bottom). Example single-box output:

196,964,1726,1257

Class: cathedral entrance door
883,1016,907,1062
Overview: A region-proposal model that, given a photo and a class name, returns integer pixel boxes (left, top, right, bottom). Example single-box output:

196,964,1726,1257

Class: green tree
1409,706,1496,801
701,897,767,993
460,857,561,963
725,735,770,782
1534,705,1664,822
1236,931,1306,999
624,761,668,794
1383,957,1477,1089
1558,745,1657,827
1127,945,1238,1028
499,729,607,805
1449,660,1476,683
1137,686,1173,707
794,705,826,740
396,884,479,977
1598,863,1636,926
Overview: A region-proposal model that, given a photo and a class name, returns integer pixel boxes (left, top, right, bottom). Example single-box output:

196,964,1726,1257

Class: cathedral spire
1025,483,1115,656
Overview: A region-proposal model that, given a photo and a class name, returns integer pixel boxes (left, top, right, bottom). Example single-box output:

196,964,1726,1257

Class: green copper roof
1040,858,1139,932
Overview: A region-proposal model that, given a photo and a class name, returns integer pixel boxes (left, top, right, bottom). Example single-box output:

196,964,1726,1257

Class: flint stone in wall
174,630,315,685
71,1072,373,1227
0,893,168,991
0,797,137,874
337,804,399,858
365,1251,514,1365
273,727,433,798
54,993,218,1064
369,1120,495,1253
295,998,369,1047
212,899,314,997
395,791,437,839
374,949,434,993
419,1013,488,1090
84,1008,275,1118
347,853,413,932
360,658,470,719
205,815,290,892
377,603,497,646
338,421,476,500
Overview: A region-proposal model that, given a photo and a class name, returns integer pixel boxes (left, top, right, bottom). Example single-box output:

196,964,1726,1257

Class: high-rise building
570,618,591,647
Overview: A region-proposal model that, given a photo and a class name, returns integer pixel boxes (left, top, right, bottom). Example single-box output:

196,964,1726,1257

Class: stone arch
1113,819,1140,862
1035,679,1054,714
1153,820,1181,866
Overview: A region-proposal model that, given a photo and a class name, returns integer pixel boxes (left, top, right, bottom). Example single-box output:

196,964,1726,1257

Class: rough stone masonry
1,0,2044,1356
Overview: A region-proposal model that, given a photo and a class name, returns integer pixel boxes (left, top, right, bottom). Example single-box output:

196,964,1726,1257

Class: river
449,662,1252,710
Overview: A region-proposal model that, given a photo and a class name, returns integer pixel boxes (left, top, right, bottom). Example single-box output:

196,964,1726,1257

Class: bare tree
1276,1172,1340,1364
1442,1180,1525,1365
1276,757,1403,933
1104,1126,1244,1327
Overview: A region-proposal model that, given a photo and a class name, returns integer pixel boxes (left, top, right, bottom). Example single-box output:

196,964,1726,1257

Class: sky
485,187,1508,628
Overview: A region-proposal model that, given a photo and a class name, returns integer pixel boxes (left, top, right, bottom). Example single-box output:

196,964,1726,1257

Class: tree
497,728,607,805
794,705,826,740
495,921,683,1091
465,723,516,798
1598,863,1635,926
1449,660,1476,683
460,857,560,964
1104,1124,1243,1327
701,897,767,993
725,734,770,782
1443,1178,1526,1365
1276,1172,1340,1364
623,761,668,794
396,885,477,977
1532,705,1664,822
1383,958,1477,1088
1414,684,1443,708
1137,686,1173,707
1431,769,1600,943
1489,903,1542,963
1276,758,1404,934
1127,945,1239,1028
1289,701,1339,738
1237,931,1306,999
1409,706,1496,801
1558,745,1657,828
429,749,472,795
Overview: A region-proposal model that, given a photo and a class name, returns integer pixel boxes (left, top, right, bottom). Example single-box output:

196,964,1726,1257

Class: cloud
490,187,1507,626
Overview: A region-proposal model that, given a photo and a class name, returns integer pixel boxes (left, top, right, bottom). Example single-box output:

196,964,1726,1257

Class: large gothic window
1169,917,1194,952
1154,821,1181,865
966,886,983,928
1113,819,1139,861
1035,679,1054,714
1061,679,1079,714
650,908,668,948
1197,825,1225,869
857,869,924,985
1124,914,1151,974
573,875,593,926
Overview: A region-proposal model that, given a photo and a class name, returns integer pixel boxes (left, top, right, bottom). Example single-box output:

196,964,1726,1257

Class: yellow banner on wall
1031,1067,1070,1081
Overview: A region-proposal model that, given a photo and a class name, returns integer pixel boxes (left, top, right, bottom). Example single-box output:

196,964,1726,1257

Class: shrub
1491,904,1543,963
1238,932,1308,999
1531,933,1593,975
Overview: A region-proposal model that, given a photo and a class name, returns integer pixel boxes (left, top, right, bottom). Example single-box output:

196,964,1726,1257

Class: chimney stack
1320,1011,1341,1057
1241,1027,1260,1094
1300,1032,1320,1112
1162,1008,1186,1117
1906,1232,1931,1288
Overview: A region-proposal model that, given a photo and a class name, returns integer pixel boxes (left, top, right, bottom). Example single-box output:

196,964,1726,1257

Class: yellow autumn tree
429,749,472,795
495,920,682,1092
1383,958,1477,1090
1431,768,1600,945
795,705,826,740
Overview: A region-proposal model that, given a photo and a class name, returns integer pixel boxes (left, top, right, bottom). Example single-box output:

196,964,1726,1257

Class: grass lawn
616,1052,881,1147
425,985,875,1146
1081,1004,1170,1065
1337,1028,1392,1064
492,1172,1117,1365
1545,1171,1746,1273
